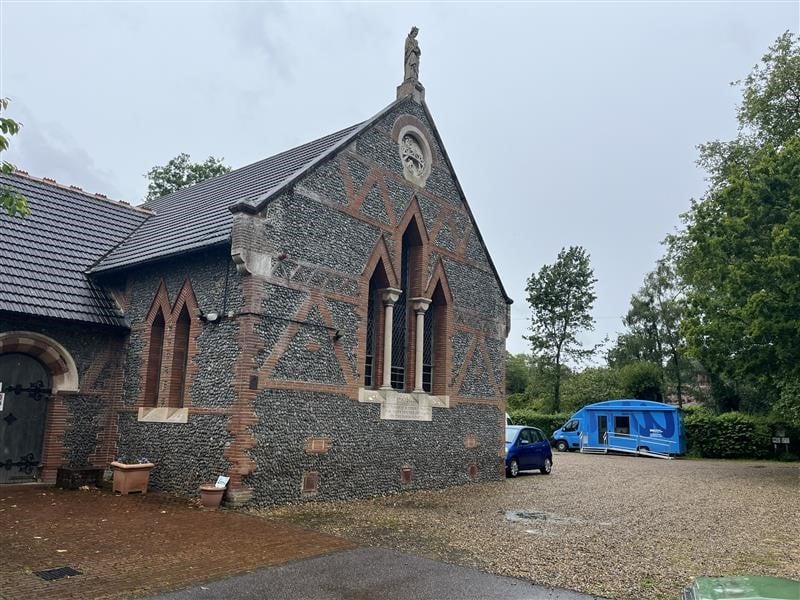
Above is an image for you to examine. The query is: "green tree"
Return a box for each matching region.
[0,98,30,217]
[145,153,232,201]
[505,352,529,395]
[619,362,664,402]
[561,367,623,412]
[773,377,800,426]
[526,356,573,412]
[670,32,800,410]
[607,331,661,368]
[525,246,598,412]
[611,260,688,405]
[697,31,800,192]
[674,129,800,405]
[738,31,800,148]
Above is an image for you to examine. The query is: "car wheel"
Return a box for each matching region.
[540,457,552,475]
[555,440,569,453]
[507,459,520,478]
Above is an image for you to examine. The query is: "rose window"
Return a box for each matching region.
[401,135,425,179]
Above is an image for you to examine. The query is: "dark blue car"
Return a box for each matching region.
[505,425,553,477]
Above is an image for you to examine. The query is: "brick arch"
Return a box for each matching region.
[145,282,172,326]
[396,196,431,245]
[166,279,201,409]
[0,331,79,394]
[424,256,454,303]
[362,235,400,291]
[141,282,172,408]
[170,278,200,321]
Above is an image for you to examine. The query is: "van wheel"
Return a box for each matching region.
[555,440,569,453]
[540,458,552,475]
[637,446,650,454]
[507,459,520,478]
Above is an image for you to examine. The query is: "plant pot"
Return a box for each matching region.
[199,484,225,509]
[110,461,155,495]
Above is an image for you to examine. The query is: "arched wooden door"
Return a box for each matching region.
[0,353,51,484]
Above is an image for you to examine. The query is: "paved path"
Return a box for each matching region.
[0,486,350,599]
[151,548,602,600]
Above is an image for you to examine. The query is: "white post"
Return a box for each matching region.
[379,288,402,390]
[410,298,431,393]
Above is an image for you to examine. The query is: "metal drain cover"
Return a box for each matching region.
[34,566,82,581]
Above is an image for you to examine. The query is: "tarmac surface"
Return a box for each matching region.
[150,547,602,600]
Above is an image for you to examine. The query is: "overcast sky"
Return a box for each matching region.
[1,2,797,361]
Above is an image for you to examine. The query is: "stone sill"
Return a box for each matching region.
[137,407,189,424]
[358,387,449,421]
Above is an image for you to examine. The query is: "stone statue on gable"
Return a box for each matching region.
[404,27,421,82]
[397,26,425,102]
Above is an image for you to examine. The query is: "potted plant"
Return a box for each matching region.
[110,457,155,495]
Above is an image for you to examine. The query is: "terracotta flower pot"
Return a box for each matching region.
[199,484,225,509]
[110,461,155,495]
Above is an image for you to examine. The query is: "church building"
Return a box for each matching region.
[0,31,512,505]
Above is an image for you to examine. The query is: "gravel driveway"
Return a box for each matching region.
[257,453,800,600]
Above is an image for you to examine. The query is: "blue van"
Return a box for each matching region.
[551,399,686,458]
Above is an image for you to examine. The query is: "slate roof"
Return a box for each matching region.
[0,172,149,327]
[93,121,370,273]
[1,96,511,331]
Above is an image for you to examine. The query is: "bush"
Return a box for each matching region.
[561,367,623,412]
[683,409,800,458]
[506,393,530,411]
[507,410,571,437]
[619,361,663,401]
[509,408,800,459]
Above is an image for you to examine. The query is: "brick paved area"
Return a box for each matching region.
[0,486,351,600]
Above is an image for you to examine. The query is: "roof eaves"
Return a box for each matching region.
[89,235,231,275]
[228,98,404,215]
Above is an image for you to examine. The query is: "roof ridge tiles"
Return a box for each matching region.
[11,170,155,215]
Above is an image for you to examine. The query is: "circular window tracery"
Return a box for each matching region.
[401,134,425,179]
[396,125,432,187]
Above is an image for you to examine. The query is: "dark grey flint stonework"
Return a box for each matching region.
[0,314,125,467]
[239,98,508,505]
[63,395,104,466]
[114,248,242,494]
[120,248,243,409]
[116,412,233,495]
[245,391,500,505]
[0,95,508,504]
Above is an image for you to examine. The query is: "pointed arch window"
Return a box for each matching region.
[427,280,449,396]
[144,309,165,408]
[168,305,191,408]
[392,218,424,390]
[364,259,389,388]
[364,279,377,387]
[391,243,409,389]
[422,301,434,393]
